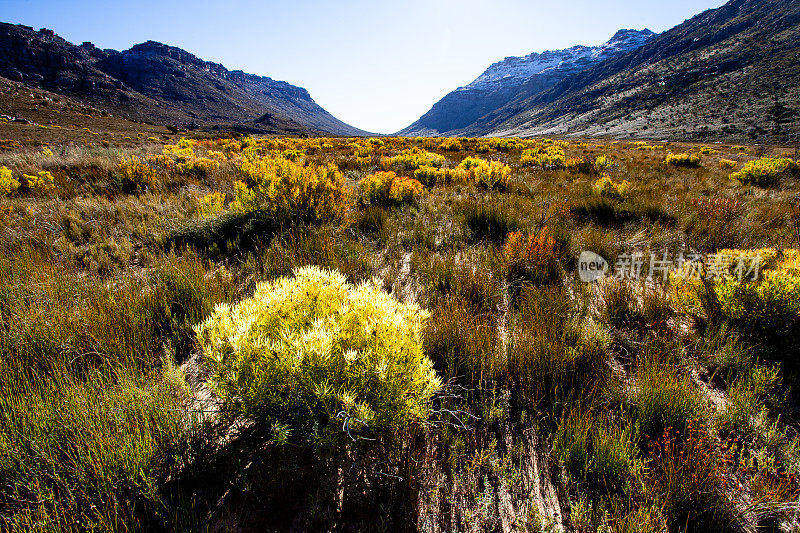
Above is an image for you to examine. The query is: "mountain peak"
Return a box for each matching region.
[459,28,656,93]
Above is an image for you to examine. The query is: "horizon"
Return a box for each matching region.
[1,0,728,133]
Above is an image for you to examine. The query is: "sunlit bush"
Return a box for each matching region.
[665,152,701,167]
[473,160,511,190]
[118,155,158,193]
[0,166,20,195]
[232,154,349,223]
[592,174,630,200]
[195,266,441,445]
[504,228,560,285]
[520,145,566,169]
[730,157,799,187]
[177,157,220,178]
[22,170,55,193]
[413,165,469,187]
[456,157,511,189]
[438,138,462,151]
[718,159,738,170]
[197,191,225,218]
[360,170,423,206]
[382,148,444,171]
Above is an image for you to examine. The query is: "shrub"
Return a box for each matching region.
[233,154,350,223]
[413,165,469,187]
[731,157,799,187]
[645,421,739,531]
[592,174,630,200]
[197,191,225,218]
[718,159,737,170]
[360,170,423,206]
[178,157,220,178]
[0,166,20,195]
[520,146,566,169]
[473,160,511,190]
[118,155,158,193]
[565,157,595,174]
[438,138,462,151]
[21,170,55,193]
[195,266,441,445]
[383,148,444,171]
[504,228,561,286]
[665,152,701,167]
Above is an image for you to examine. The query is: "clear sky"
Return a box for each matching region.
[1,0,728,133]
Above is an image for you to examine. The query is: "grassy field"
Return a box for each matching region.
[1,129,800,531]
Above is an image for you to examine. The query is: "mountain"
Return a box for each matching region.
[0,23,366,136]
[404,0,800,143]
[399,29,655,136]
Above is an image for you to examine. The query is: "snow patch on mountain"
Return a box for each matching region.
[460,29,655,92]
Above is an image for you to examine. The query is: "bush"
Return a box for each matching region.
[645,421,739,531]
[473,160,511,190]
[177,157,220,178]
[718,159,737,170]
[665,153,701,167]
[592,174,630,200]
[731,157,799,187]
[0,166,20,195]
[21,171,56,193]
[554,410,639,491]
[196,266,441,445]
[565,157,596,174]
[118,155,158,193]
[438,138,462,151]
[520,146,566,169]
[360,170,423,206]
[504,228,561,286]
[233,154,350,223]
[383,148,444,171]
[456,157,511,190]
[413,165,469,187]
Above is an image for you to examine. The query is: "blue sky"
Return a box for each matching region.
[1,0,728,133]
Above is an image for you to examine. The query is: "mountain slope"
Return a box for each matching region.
[0,23,366,136]
[417,0,800,142]
[399,29,655,136]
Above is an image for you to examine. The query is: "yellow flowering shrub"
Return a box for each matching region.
[195,266,441,445]
[0,166,20,195]
[592,174,630,200]
[382,148,445,171]
[232,154,349,223]
[413,166,470,187]
[41,147,54,157]
[520,145,566,169]
[473,160,511,190]
[197,192,225,218]
[360,171,423,206]
[718,159,738,170]
[565,157,596,174]
[665,152,701,167]
[177,157,220,178]
[118,155,157,193]
[730,157,799,187]
[673,249,800,356]
[438,138,462,151]
[22,171,55,192]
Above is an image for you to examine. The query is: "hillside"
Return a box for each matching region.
[404,0,800,143]
[400,29,655,136]
[0,23,366,136]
